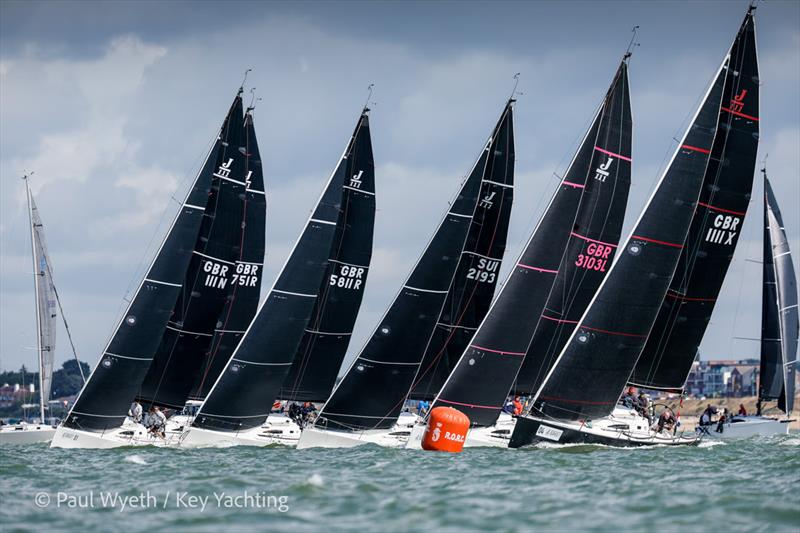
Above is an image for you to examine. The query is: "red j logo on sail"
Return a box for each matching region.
[730,89,747,113]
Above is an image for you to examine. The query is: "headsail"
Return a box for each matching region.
[761,175,798,415]
[313,103,512,432]
[190,111,363,433]
[532,54,728,422]
[61,96,233,432]
[189,107,268,401]
[630,10,760,391]
[278,110,376,403]
[136,92,249,409]
[26,183,58,421]
[408,99,515,401]
[431,59,631,426]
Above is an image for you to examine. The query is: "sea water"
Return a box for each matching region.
[1,435,798,532]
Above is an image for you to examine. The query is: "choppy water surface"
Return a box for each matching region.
[2,435,798,532]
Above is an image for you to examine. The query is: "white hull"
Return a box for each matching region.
[697,416,792,439]
[50,420,181,449]
[0,424,56,445]
[178,414,302,448]
[405,412,516,449]
[297,413,418,449]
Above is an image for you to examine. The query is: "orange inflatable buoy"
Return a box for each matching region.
[421,406,470,453]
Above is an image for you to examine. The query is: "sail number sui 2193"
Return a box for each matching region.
[467,258,499,283]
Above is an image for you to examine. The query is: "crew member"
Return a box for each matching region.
[656,408,676,434]
[128,401,143,424]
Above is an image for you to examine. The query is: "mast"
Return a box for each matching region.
[24,175,45,423]
[531,52,729,421]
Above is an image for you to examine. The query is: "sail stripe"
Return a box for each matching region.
[631,234,685,248]
[214,329,246,334]
[470,344,526,356]
[580,325,647,338]
[193,250,236,265]
[666,291,717,302]
[697,201,746,216]
[358,357,420,365]
[105,352,152,361]
[145,278,183,288]
[165,324,214,337]
[247,188,266,196]
[309,218,337,226]
[272,289,317,298]
[774,251,791,259]
[183,203,206,211]
[217,175,247,186]
[517,263,558,274]
[722,107,759,121]
[594,146,632,162]
[681,144,711,154]
[404,285,449,294]
[438,398,502,410]
[343,185,375,196]
[305,328,353,336]
[540,314,579,324]
[231,358,291,366]
[436,322,478,331]
[328,258,370,269]
[570,232,619,248]
[463,250,503,261]
[482,179,513,189]
[562,181,585,189]
[447,211,473,219]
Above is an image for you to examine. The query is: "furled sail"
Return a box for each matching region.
[136,92,249,409]
[190,111,363,433]
[26,186,58,419]
[313,103,512,432]
[532,54,728,422]
[408,100,515,401]
[760,175,798,415]
[431,59,631,426]
[62,94,236,432]
[189,107,268,401]
[630,10,760,391]
[278,111,376,402]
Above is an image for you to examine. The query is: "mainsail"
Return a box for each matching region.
[760,175,798,415]
[630,10,760,391]
[136,92,249,409]
[532,54,728,422]
[314,103,512,432]
[62,96,233,432]
[190,110,364,433]
[26,184,58,421]
[278,110,376,402]
[189,107,267,401]
[431,59,631,426]
[407,101,515,401]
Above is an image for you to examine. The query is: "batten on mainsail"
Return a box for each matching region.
[55,92,240,437]
[761,175,798,415]
[189,108,268,402]
[187,109,371,434]
[630,10,761,392]
[136,92,249,410]
[529,53,731,422]
[309,102,513,435]
[430,57,632,428]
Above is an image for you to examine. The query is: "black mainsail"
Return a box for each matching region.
[408,100,515,401]
[431,60,631,426]
[760,175,797,415]
[136,93,248,409]
[62,97,234,432]
[530,55,728,422]
[189,107,268,401]
[190,111,364,433]
[630,10,760,391]
[313,103,512,432]
[278,110,376,403]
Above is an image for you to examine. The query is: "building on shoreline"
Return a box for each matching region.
[683,359,759,398]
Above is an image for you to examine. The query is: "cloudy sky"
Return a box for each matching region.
[1,0,798,375]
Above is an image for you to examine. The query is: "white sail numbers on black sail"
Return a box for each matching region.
[137,92,250,410]
[630,10,761,392]
[190,110,371,433]
[313,102,514,432]
[523,54,729,424]
[62,92,241,432]
[432,59,632,427]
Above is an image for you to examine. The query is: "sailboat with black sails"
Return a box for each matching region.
[509,40,731,449]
